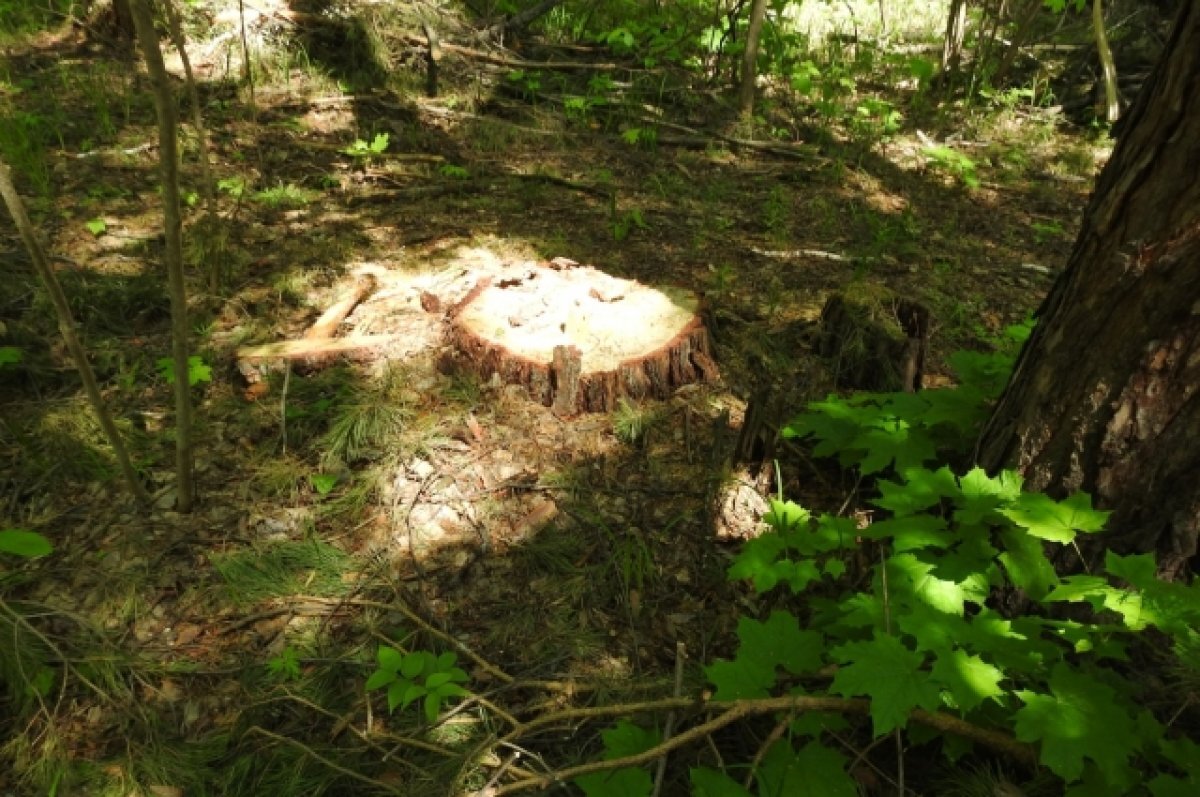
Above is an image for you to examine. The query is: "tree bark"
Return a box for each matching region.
[130,0,196,512]
[977,3,1200,578]
[0,161,150,506]
[939,0,967,88]
[1092,0,1121,122]
[738,0,768,117]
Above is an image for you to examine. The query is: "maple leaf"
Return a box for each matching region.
[1000,491,1111,543]
[1105,552,1200,635]
[859,515,951,551]
[852,422,936,474]
[915,384,989,434]
[954,468,1022,525]
[706,613,824,699]
[998,528,1060,599]
[576,721,659,797]
[727,534,823,594]
[739,611,825,675]
[1014,663,1140,783]
[896,602,972,654]
[930,648,1004,713]
[830,633,941,735]
[690,767,754,797]
[872,466,958,516]
[888,552,988,616]
[575,767,652,797]
[704,657,774,700]
[755,740,857,797]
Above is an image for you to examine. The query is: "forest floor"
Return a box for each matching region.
[0,2,1113,794]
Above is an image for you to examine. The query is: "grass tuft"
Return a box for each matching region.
[212,540,353,607]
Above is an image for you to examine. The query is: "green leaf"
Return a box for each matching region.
[601,720,660,759]
[0,528,53,557]
[1000,491,1110,543]
[401,651,430,679]
[690,767,753,797]
[998,528,1059,599]
[930,648,1004,713]
[376,645,403,672]
[575,721,658,797]
[386,680,415,711]
[309,473,339,496]
[576,768,652,797]
[424,691,443,723]
[157,355,212,387]
[1104,552,1200,634]
[872,467,957,516]
[738,611,825,676]
[704,656,774,700]
[727,533,822,593]
[426,671,454,689]
[859,515,950,551]
[398,681,427,711]
[789,711,850,739]
[0,346,23,367]
[432,682,469,700]
[830,633,941,735]
[852,422,936,474]
[85,217,107,236]
[1014,663,1140,783]
[888,552,988,615]
[756,739,856,797]
[954,468,1022,525]
[364,669,396,690]
[914,386,989,435]
[763,499,811,532]
[27,666,55,697]
[897,602,972,654]
[1151,737,1200,796]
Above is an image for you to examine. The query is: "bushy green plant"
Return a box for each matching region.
[582,318,1198,795]
[365,646,470,723]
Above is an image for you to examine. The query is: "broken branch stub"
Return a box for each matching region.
[447,261,718,413]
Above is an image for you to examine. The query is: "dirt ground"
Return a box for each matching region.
[0,3,1107,792]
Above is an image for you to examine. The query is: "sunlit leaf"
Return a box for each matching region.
[1014,664,1140,783]
[830,633,940,734]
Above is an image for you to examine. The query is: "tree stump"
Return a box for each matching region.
[447,259,718,413]
[817,288,929,392]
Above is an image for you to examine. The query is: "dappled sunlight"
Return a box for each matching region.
[3,0,1193,793]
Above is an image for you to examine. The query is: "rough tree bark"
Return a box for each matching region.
[976,3,1200,578]
[738,0,768,117]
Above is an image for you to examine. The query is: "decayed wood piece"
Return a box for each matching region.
[236,276,380,386]
[304,275,377,339]
[448,260,718,414]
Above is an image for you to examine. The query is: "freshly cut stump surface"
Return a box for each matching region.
[449,260,718,413]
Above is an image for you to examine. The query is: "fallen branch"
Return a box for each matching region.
[401,32,637,72]
[475,0,569,40]
[304,275,377,340]
[477,694,1037,795]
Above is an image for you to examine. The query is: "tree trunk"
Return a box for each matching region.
[112,0,135,41]
[939,0,967,88]
[130,0,196,513]
[738,0,768,117]
[976,3,1200,578]
[1092,0,1121,123]
[0,162,150,506]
